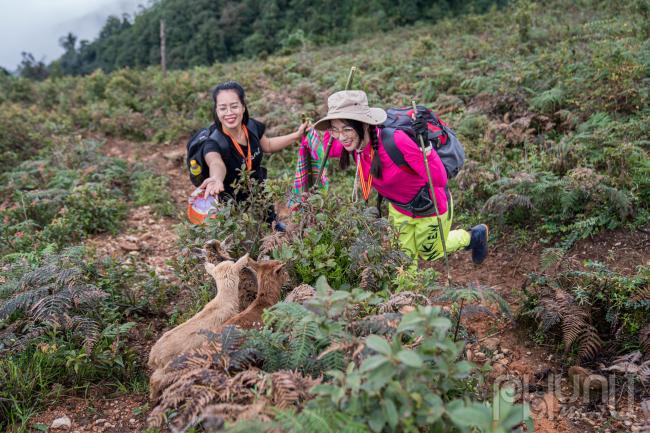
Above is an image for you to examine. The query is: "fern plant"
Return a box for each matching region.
[0,247,108,353]
[482,168,634,247]
[520,262,650,362]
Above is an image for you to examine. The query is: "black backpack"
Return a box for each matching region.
[379,106,465,179]
[186,120,263,187]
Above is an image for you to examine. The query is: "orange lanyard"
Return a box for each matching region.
[223,126,252,171]
[357,146,374,202]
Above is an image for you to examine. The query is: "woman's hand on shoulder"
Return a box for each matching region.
[200,177,224,198]
[297,120,309,137]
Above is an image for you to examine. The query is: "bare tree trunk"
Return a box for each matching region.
[160,19,167,77]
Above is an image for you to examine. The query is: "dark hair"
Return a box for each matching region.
[337,119,382,179]
[211,81,250,131]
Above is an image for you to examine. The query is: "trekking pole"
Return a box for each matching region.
[315,66,357,185]
[411,101,451,287]
[300,113,315,188]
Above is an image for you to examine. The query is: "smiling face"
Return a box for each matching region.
[215,89,245,130]
[330,119,363,152]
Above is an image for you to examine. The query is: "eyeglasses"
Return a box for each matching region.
[328,126,356,138]
[216,103,243,114]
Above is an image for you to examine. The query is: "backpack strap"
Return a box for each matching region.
[379,127,417,175]
[245,118,263,139]
[207,125,233,156]
[206,119,264,155]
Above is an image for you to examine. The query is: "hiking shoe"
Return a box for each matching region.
[274,221,287,232]
[468,224,489,264]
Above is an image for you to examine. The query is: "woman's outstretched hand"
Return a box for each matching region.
[200,177,225,198]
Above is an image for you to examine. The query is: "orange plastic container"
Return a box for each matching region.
[187,189,218,225]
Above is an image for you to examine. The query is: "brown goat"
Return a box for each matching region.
[148,254,248,373]
[222,260,288,330]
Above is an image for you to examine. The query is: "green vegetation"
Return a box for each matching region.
[520,262,650,363]
[148,288,525,433]
[0,248,172,430]
[43,0,506,76]
[0,0,648,430]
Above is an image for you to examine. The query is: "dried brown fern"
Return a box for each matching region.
[359,267,378,291]
[555,288,602,360]
[533,287,603,361]
[640,323,650,355]
[149,366,317,432]
[148,368,227,432]
[265,371,321,408]
[631,285,650,303]
[258,231,288,257]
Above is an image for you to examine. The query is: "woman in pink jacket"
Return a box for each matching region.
[313,90,488,265]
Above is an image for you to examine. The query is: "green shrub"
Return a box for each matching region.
[270,195,411,289]
[530,86,565,114]
[307,306,530,433]
[44,183,127,243]
[456,113,489,141]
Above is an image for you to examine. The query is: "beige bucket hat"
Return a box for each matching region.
[313,90,387,131]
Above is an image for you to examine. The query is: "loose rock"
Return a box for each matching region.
[473,352,487,363]
[51,416,72,430]
[482,337,500,352]
[119,240,140,251]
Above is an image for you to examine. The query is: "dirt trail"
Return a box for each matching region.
[86,138,190,280]
[29,137,650,433]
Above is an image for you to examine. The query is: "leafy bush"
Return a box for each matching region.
[307,306,530,433]
[270,195,411,289]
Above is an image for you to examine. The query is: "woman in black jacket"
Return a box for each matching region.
[200,81,306,200]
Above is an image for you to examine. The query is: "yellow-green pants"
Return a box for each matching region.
[388,198,470,262]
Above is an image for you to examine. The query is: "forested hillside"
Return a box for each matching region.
[50,0,506,75]
[1,0,649,432]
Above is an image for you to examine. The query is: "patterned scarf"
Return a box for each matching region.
[289,128,330,207]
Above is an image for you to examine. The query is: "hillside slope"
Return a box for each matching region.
[0,0,649,432]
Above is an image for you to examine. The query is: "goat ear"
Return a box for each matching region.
[273,262,285,274]
[204,262,216,276]
[233,253,249,272]
[247,256,259,271]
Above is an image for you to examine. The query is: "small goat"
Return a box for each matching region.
[148,254,248,373]
[204,239,258,310]
[222,260,287,330]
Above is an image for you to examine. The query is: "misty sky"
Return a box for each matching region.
[0,0,148,71]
